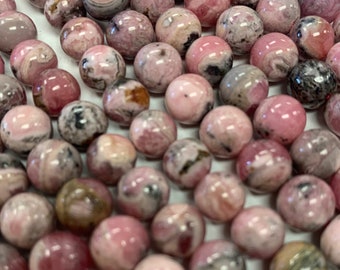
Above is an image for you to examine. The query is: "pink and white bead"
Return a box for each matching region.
[299,0,340,23]
[135,254,184,270]
[320,215,340,266]
[0,243,27,270]
[324,93,340,136]
[326,42,340,84]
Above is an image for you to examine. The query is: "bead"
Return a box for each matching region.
[86,133,137,185]
[277,174,335,232]
[253,94,306,145]
[57,100,108,149]
[0,243,27,269]
[185,35,233,86]
[324,93,340,136]
[290,128,340,180]
[194,172,245,222]
[299,0,340,23]
[129,110,177,159]
[162,138,212,189]
[0,105,52,155]
[189,240,246,270]
[330,171,340,210]
[29,231,95,270]
[105,10,155,60]
[0,153,28,208]
[0,11,37,54]
[90,215,150,270]
[135,254,184,270]
[32,68,81,117]
[82,0,129,20]
[60,17,104,61]
[26,139,82,194]
[165,73,214,125]
[155,7,202,56]
[199,105,253,159]
[79,44,126,93]
[334,13,340,42]
[219,64,269,115]
[326,42,340,84]
[0,54,4,74]
[0,0,16,13]
[134,42,183,94]
[116,166,170,221]
[0,74,27,120]
[289,15,335,60]
[151,203,205,258]
[230,206,285,259]
[250,32,298,82]
[55,178,113,235]
[215,6,263,55]
[231,0,258,8]
[320,215,340,266]
[0,192,55,249]
[236,139,292,193]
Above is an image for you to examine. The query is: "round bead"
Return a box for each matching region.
[299,0,340,23]
[162,138,213,189]
[0,192,55,249]
[26,139,82,194]
[326,42,340,84]
[215,6,263,55]
[135,254,184,270]
[79,45,126,93]
[0,54,4,74]
[165,73,214,125]
[82,0,129,20]
[55,178,113,235]
[155,7,202,56]
[86,133,137,185]
[320,215,340,266]
[253,94,306,145]
[0,105,52,155]
[231,206,285,259]
[185,35,233,86]
[330,171,340,210]
[199,105,253,159]
[0,243,27,269]
[324,93,340,136]
[0,0,16,13]
[334,13,340,42]
[90,215,150,270]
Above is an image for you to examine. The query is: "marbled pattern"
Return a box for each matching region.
[82,0,129,20]
[231,0,258,8]
[0,0,16,13]
[299,0,340,23]
[326,42,340,84]
[324,93,340,136]
[0,243,27,270]
[135,254,184,270]
[333,13,340,42]
[320,215,340,266]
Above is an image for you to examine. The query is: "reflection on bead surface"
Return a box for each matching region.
[0,243,27,270]
[326,42,340,84]
[320,215,340,266]
[299,0,340,23]
[82,0,129,20]
[135,254,184,270]
[0,0,16,12]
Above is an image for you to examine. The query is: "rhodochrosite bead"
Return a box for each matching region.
[330,171,340,210]
[0,0,16,12]
[135,254,184,270]
[334,13,340,42]
[324,93,340,136]
[82,0,129,20]
[0,243,27,270]
[326,42,340,84]
[299,0,340,23]
[320,215,340,267]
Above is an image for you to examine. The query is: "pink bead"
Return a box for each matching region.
[0,243,27,270]
[0,54,4,74]
[250,32,299,82]
[231,206,285,259]
[199,105,253,159]
[299,0,340,23]
[90,215,150,270]
[324,93,340,136]
[326,42,340,84]
[185,35,233,85]
[320,215,340,266]
[135,254,184,270]
[334,13,340,42]
[165,74,214,125]
[253,94,306,145]
[330,171,340,210]
[194,172,246,222]
[82,0,129,20]
[0,0,16,13]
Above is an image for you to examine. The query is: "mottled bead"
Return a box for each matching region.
[151,203,205,258]
[231,206,285,259]
[324,93,340,136]
[155,7,202,56]
[79,45,126,93]
[185,35,233,86]
[82,0,129,20]
[117,166,170,221]
[290,128,340,180]
[134,42,183,94]
[162,138,212,189]
[165,74,214,125]
[320,215,340,266]
[219,64,269,115]
[57,100,108,149]
[326,42,340,84]
[334,13,340,42]
[299,0,340,23]
[199,105,253,159]
[135,254,184,270]
[215,6,263,55]
[106,10,155,60]
[330,171,340,210]
[231,0,258,8]
[0,192,55,249]
[55,178,113,235]
[194,172,245,222]
[0,243,27,270]
[86,133,137,185]
[253,94,306,145]
[0,0,16,13]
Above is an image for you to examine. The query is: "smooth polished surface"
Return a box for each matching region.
[0,243,27,270]
[82,0,129,20]
[135,254,184,270]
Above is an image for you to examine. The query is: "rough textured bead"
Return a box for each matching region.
[135,254,184,270]
[199,105,253,159]
[55,178,113,235]
[219,64,269,115]
[0,0,16,13]
[0,105,52,155]
[0,243,27,270]
[330,171,340,210]
[324,93,340,136]
[151,203,205,258]
[162,138,212,189]
[299,0,340,23]
[194,172,245,222]
[326,42,340,84]
[79,45,126,93]
[320,215,340,266]
[0,192,55,249]
[253,94,306,145]
[185,35,233,86]
[86,133,137,185]
[165,73,214,125]
[155,7,202,56]
[290,128,340,180]
[117,166,170,221]
[277,174,335,232]
[106,10,155,60]
[26,139,82,194]
[82,0,129,20]
[215,6,263,55]
[231,206,285,259]
[90,215,150,270]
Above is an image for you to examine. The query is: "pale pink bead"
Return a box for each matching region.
[320,215,340,266]
[0,0,16,13]
[135,254,184,270]
[326,42,340,84]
